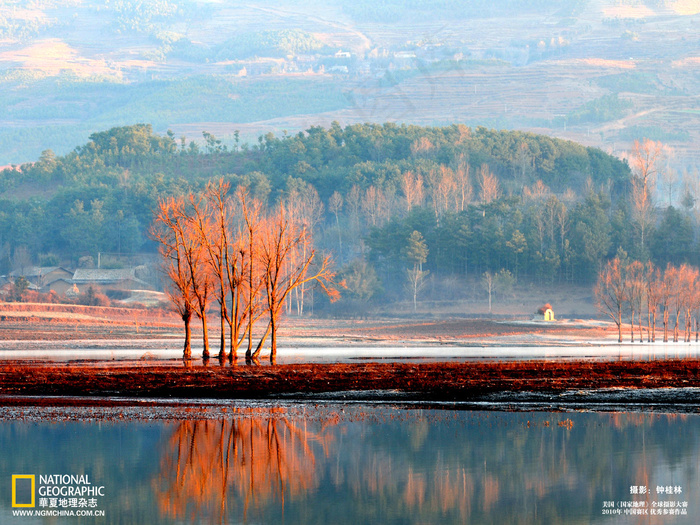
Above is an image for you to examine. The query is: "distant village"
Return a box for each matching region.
[223,41,476,79]
[1,264,165,307]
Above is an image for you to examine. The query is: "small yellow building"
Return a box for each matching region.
[535,304,555,321]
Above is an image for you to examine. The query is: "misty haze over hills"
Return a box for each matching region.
[0,0,697,171]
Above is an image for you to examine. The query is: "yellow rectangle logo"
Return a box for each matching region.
[12,475,35,508]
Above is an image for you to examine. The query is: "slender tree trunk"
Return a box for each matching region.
[250,320,272,360]
[183,310,192,360]
[247,227,254,356]
[335,211,342,255]
[218,304,227,361]
[674,311,681,342]
[651,310,656,342]
[617,307,622,343]
[663,308,669,342]
[412,264,418,312]
[227,320,236,362]
[630,310,635,342]
[638,312,643,344]
[299,242,307,316]
[201,311,210,360]
[228,292,240,362]
[270,312,277,364]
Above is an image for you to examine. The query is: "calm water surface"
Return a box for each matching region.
[2,343,700,363]
[0,402,698,524]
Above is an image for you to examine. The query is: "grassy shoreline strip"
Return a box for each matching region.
[0,360,699,401]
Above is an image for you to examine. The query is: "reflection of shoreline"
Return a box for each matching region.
[2,360,700,403]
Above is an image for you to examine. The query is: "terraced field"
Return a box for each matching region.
[0,0,698,170]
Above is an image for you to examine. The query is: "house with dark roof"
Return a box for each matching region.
[71,268,152,293]
[41,278,77,296]
[9,266,73,288]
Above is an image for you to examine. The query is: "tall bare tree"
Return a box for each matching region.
[190,180,230,361]
[239,188,265,361]
[679,265,699,342]
[328,191,344,255]
[404,230,429,312]
[151,197,198,360]
[479,164,501,204]
[625,260,645,343]
[594,257,627,343]
[284,181,325,316]
[660,263,675,343]
[253,207,338,363]
[454,155,473,212]
[400,170,424,213]
[182,193,214,360]
[361,185,390,228]
[669,264,684,343]
[629,138,666,254]
[645,261,661,342]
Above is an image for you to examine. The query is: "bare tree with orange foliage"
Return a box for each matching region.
[400,170,424,213]
[629,138,666,254]
[596,259,700,345]
[190,180,229,360]
[182,193,214,359]
[284,181,325,316]
[328,190,343,254]
[253,206,339,363]
[237,187,266,362]
[153,193,214,360]
[151,197,196,360]
[479,164,500,204]
[670,264,688,343]
[645,261,661,342]
[660,264,675,343]
[594,257,627,343]
[454,155,472,212]
[361,185,389,228]
[626,260,646,342]
[680,265,699,342]
[154,185,339,363]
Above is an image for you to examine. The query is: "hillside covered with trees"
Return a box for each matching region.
[2,122,696,313]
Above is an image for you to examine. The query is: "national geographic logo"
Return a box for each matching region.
[11,475,35,508]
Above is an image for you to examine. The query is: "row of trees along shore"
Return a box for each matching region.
[151,179,339,362]
[595,255,700,344]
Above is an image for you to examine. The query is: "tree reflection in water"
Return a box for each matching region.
[153,408,334,523]
[149,408,700,524]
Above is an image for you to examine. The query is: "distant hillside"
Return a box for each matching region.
[6,122,700,314]
[0,123,615,265]
[0,0,697,171]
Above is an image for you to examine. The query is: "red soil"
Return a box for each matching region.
[0,360,698,401]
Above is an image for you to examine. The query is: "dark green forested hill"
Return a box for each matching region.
[1,122,693,308]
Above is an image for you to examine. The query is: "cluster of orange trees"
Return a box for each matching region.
[151,179,338,362]
[595,256,700,344]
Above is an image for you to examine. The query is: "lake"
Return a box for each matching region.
[2,342,700,364]
[0,401,697,524]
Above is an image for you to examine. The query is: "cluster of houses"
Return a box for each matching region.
[1,266,154,300]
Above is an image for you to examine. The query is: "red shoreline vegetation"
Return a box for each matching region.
[0,360,699,400]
